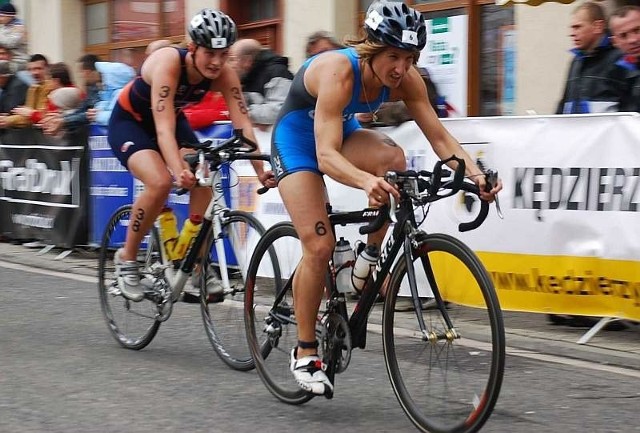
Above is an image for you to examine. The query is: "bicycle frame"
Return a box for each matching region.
[152,130,270,301]
[346,199,417,348]
[269,164,481,354]
[159,151,270,302]
[268,196,427,352]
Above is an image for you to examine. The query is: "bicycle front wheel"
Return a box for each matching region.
[200,210,265,371]
[244,222,313,405]
[382,233,505,433]
[98,205,162,350]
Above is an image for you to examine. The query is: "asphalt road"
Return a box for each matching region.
[1,264,639,433]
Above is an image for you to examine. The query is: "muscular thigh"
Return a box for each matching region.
[341,128,406,176]
[278,171,334,251]
[128,149,172,186]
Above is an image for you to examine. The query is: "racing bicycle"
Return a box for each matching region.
[98,129,269,370]
[244,156,505,433]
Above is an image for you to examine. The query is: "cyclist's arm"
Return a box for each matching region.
[143,49,184,178]
[215,65,273,186]
[311,55,391,197]
[398,68,494,196]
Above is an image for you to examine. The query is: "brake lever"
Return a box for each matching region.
[385,171,398,224]
[484,168,504,219]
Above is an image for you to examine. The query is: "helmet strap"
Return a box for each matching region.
[190,45,206,78]
[365,58,384,87]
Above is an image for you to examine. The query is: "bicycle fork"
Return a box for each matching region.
[410,237,460,343]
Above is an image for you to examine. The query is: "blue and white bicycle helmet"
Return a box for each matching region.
[364,1,427,52]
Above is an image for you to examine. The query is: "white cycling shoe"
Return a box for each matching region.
[289,347,334,396]
[192,265,224,302]
[114,248,144,302]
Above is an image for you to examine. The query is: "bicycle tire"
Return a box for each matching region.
[98,205,162,350]
[244,222,314,404]
[382,233,505,433]
[200,210,266,371]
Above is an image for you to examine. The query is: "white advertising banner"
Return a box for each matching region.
[248,114,640,321]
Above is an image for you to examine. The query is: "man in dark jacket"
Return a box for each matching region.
[556,1,627,114]
[610,5,640,112]
[0,59,28,128]
[229,38,293,127]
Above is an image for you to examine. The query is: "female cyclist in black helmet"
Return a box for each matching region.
[108,9,275,302]
[271,1,502,395]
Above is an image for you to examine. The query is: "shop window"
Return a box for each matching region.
[86,2,109,45]
[248,0,278,21]
[221,0,283,52]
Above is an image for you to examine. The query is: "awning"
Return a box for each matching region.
[496,0,576,6]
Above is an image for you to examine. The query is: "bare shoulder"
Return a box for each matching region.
[306,51,353,97]
[140,47,181,82]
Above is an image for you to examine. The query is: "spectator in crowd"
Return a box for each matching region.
[0,42,30,84]
[305,30,344,58]
[0,2,27,74]
[39,54,102,137]
[609,5,640,112]
[0,59,28,129]
[4,53,51,128]
[228,38,293,128]
[42,87,83,138]
[48,86,83,115]
[92,60,136,125]
[38,62,80,116]
[556,1,627,114]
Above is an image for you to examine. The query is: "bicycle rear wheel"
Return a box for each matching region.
[200,210,265,371]
[382,233,505,433]
[244,222,313,404]
[98,205,163,350]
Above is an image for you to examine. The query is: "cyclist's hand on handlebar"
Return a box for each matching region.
[176,168,197,189]
[473,173,502,203]
[259,170,277,189]
[364,175,399,206]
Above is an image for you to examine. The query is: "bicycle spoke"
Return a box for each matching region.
[383,233,505,433]
[245,222,314,405]
[98,206,162,350]
[200,211,266,371]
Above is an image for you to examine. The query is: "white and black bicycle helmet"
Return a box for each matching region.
[188,9,237,49]
[364,1,427,52]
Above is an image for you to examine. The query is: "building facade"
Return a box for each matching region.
[10,0,621,116]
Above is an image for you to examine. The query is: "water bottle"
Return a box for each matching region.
[351,244,379,293]
[157,207,179,261]
[173,214,203,260]
[333,237,355,293]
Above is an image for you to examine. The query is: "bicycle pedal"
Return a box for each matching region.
[206,293,225,304]
[181,292,201,304]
